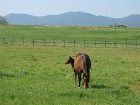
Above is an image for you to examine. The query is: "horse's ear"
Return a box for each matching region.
[69,56,74,60]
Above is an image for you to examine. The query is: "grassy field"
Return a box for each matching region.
[0,25,140,105]
[0,25,140,41]
[0,45,140,105]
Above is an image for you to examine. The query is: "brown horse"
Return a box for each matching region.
[65,53,91,88]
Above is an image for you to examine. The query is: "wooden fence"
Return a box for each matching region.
[1,38,140,48]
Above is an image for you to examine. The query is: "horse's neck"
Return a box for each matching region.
[71,60,74,68]
[71,63,74,68]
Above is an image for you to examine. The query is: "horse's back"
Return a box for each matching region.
[74,53,91,73]
[83,54,91,70]
[74,53,84,73]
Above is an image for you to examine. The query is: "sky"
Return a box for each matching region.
[0,0,140,18]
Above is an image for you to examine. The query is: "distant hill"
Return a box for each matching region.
[4,12,140,27]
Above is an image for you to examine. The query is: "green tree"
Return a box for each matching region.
[0,16,8,25]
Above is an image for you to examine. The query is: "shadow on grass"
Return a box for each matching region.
[0,71,29,78]
[59,91,89,98]
[0,72,15,78]
[91,84,112,89]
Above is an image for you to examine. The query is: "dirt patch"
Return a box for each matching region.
[130,80,140,94]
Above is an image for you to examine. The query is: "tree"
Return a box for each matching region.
[0,16,8,25]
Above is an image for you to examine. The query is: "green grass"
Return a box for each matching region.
[0,25,140,105]
[0,25,140,41]
[0,45,140,105]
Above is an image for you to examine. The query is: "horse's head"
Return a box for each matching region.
[65,56,74,66]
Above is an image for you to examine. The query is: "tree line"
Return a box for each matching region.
[0,16,8,25]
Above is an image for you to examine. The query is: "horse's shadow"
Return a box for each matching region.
[91,84,111,89]
[0,72,15,78]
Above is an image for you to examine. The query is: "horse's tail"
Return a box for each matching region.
[83,54,91,82]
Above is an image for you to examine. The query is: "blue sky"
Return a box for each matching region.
[0,0,140,18]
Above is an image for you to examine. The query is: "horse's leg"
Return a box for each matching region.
[78,74,81,87]
[74,72,77,86]
[84,76,89,89]
[86,71,90,88]
[82,73,85,86]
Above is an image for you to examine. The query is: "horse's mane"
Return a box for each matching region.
[75,53,83,58]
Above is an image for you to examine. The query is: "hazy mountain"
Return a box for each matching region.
[4,12,140,27]
[116,14,140,27]
[5,13,41,25]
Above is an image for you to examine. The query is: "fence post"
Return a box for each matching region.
[84,40,86,47]
[105,41,107,47]
[63,40,65,47]
[43,41,46,46]
[11,38,15,45]
[94,40,96,47]
[114,40,117,48]
[32,40,35,46]
[53,39,55,46]
[22,38,24,45]
[42,39,45,46]
[136,41,138,48]
[125,40,128,48]
[73,40,76,47]
[2,38,5,43]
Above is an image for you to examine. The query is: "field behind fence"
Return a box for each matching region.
[0,25,140,48]
[1,38,140,48]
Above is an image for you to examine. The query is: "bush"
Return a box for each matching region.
[0,16,8,25]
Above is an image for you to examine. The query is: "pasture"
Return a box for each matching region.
[0,25,140,105]
[0,25,140,41]
[0,46,140,105]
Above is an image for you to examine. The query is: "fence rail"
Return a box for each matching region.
[0,38,140,48]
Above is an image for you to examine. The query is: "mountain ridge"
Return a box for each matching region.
[4,12,140,27]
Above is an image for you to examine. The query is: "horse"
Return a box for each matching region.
[65,53,91,88]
